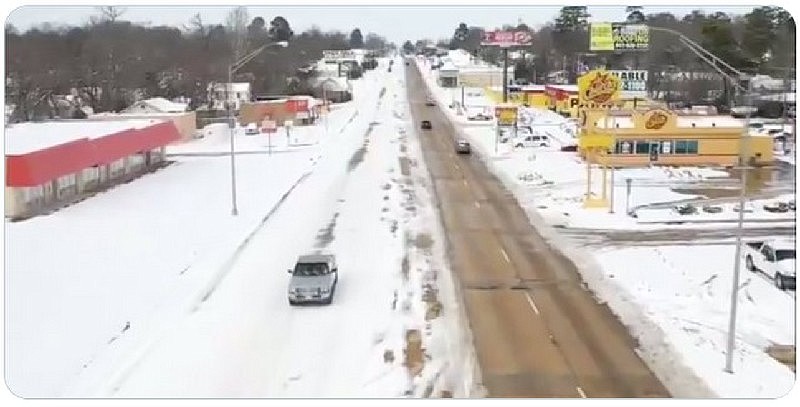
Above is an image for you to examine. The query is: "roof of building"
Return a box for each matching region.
[212,82,251,92]
[6,120,180,187]
[5,119,163,155]
[545,84,579,92]
[124,97,188,113]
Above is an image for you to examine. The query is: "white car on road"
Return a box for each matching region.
[287,254,339,305]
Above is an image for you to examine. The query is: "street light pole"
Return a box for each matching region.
[227,65,239,216]
[225,40,288,216]
[725,81,753,374]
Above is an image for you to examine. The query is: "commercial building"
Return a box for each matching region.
[5,119,180,220]
[578,108,774,167]
[239,96,321,127]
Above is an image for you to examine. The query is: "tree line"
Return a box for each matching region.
[5,6,391,121]
[403,6,794,105]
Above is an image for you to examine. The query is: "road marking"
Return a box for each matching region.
[500,248,510,263]
[454,163,460,170]
[524,292,540,315]
[474,201,480,208]
[462,179,468,186]
[576,386,587,398]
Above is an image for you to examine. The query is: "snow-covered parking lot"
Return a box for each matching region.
[417,55,796,398]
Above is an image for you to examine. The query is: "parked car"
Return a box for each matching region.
[513,134,550,148]
[421,120,432,130]
[673,203,698,215]
[560,145,578,152]
[425,96,436,106]
[245,123,259,135]
[745,240,796,290]
[468,113,493,121]
[287,254,339,305]
[764,202,790,213]
[455,138,471,154]
[702,204,723,214]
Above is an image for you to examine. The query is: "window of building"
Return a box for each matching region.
[661,141,672,154]
[82,167,99,183]
[635,140,651,154]
[56,174,76,189]
[615,140,633,154]
[23,186,43,204]
[674,140,699,154]
[129,153,146,168]
[110,158,125,176]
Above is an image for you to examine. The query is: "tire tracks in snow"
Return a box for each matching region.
[97,104,373,396]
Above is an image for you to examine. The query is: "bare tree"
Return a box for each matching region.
[226,6,249,60]
[96,6,126,23]
[185,13,207,38]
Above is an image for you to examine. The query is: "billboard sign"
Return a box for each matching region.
[322,50,356,60]
[481,30,532,47]
[494,105,518,126]
[608,70,648,94]
[590,23,649,51]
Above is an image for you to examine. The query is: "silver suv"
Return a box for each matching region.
[287,254,338,305]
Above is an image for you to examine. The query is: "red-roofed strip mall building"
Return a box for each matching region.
[5,120,180,219]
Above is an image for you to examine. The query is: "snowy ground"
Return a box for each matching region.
[593,245,795,398]
[416,58,797,398]
[6,58,471,398]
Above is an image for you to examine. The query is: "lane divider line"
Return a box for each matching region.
[474,201,481,209]
[524,292,540,315]
[500,247,510,263]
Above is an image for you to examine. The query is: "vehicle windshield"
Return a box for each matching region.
[776,250,795,261]
[294,262,329,276]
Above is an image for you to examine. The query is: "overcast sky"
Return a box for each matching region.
[6,4,761,45]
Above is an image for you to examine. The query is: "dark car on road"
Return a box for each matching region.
[421,120,432,130]
[455,138,471,154]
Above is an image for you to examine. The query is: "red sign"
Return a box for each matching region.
[481,30,532,47]
[286,99,309,113]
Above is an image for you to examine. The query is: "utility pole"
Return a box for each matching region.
[725,80,753,374]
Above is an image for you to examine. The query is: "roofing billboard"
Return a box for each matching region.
[590,23,649,51]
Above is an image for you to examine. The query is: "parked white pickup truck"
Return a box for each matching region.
[744,239,796,290]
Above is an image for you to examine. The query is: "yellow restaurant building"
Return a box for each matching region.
[579,108,774,167]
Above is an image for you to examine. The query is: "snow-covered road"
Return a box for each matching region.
[54,58,469,398]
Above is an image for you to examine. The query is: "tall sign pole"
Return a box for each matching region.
[502,47,509,103]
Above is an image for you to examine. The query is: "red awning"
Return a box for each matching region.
[6,121,180,187]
